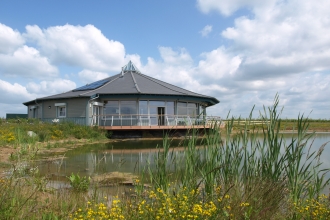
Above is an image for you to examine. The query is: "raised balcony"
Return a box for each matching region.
[40,114,222,130]
[91,114,221,130]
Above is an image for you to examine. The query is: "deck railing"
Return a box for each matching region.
[89,114,221,127]
[40,115,222,128]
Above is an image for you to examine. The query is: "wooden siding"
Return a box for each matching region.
[42,98,88,119]
[67,98,88,117]
[42,100,58,118]
[27,104,42,119]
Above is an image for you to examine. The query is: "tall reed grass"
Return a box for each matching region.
[143,95,330,219]
[1,96,329,219]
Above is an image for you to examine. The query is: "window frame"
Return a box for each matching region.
[55,103,67,118]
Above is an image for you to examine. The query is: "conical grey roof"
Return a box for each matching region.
[24,61,219,106]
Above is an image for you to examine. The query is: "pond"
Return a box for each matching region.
[35,132,330,187]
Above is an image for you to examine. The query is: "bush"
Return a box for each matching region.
[67,173,90,192]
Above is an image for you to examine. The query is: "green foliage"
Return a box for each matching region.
[1,96,330,219]
[145,95,330,219]
[67,173,90,192]
[0,120,108,146]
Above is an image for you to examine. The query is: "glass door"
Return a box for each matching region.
[93,106,101,125]
[158,107,165,126]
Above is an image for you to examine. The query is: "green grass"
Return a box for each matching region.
[1,96,330,219]
[0,120,108,146]
[223,118,330,132]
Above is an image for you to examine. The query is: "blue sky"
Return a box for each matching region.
[1,0,330,119]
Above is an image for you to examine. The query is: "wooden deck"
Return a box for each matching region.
[100,125,211,130]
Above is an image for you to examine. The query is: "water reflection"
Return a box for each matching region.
[36,133,330,182]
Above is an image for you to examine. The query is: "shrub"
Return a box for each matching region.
[67,173,90,192]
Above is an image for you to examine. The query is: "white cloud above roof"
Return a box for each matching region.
[0,79,34,104]
[24,24,126,72]
[78,69,109,84]
[0,45,58,78]
[26,79,76,95]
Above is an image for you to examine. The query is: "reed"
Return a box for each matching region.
[144,95,330,218]
[1,96,329,219]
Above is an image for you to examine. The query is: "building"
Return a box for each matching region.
[23,61,220,130]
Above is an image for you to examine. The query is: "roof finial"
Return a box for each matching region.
[123,60,140,73]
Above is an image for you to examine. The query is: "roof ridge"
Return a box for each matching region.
[130,71,141,93]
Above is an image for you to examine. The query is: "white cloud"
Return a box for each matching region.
[124,54,143,71]
[142,47,196,90]
[0,79,34,104]
[1,1,330,120]
[26,79,76,95]
[197,47,241,79]
[0,23,25,54]
[196,0,270,16]
[24,24,126,72]
[0,45,58,78]
[218,0,330,82]
[0,103,28,118]
[78,70,109,84]
[158,47,193,66]
[0,78,80,117]
[0,78,76,107]
[140,41,330,119]
[200,25,213,37]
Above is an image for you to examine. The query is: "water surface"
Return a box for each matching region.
[36,133,330,183]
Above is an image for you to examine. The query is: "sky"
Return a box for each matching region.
[0,0,329,119]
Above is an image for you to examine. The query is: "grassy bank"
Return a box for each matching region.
[1,96,330,219]
[0,119,109,146]
[223,118,330,132]
[0,120,110,174]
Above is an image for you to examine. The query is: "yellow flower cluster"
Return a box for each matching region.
[0,178,9,186]
[294,195,330,220]
[0,128,15,143]
[51,129,63,140]
[69,185,258,220]
[133,187,219,219]
[70,197,125,220]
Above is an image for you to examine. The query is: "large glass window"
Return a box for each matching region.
[200,105,206,116]
[149,106,157,115]
[187,103,197,117]
[166,102,174,115]
[149,101,165,106]
[149,101,165,115]
[139,101,148,115]
[120,101,137,115]
[177,102,187,116]
[105,101,119,115]
[177,102,198,116]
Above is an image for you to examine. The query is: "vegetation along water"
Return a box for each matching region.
[1,96,330,219]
